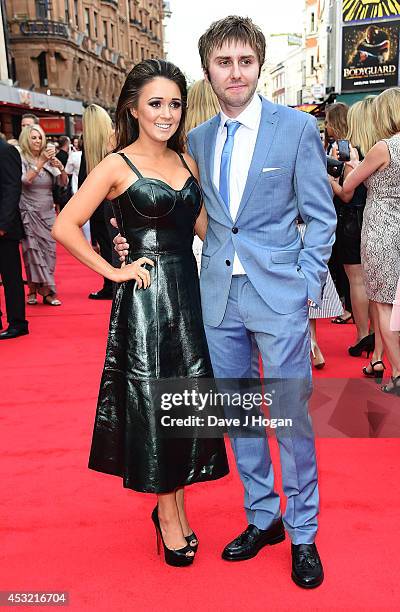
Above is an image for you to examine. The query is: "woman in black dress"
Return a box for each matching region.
[52,60,229,567]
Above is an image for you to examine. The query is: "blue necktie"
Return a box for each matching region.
[219,120,241,209]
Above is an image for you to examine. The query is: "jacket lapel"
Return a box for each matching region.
[203,115,233,222]
[235,98,279,222]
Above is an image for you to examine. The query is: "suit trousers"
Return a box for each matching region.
[204,275,318,544]
[0,238,27,329]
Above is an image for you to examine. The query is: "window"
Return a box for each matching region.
[141,46,144,60]
[111,24,115,48]
[103,21,108,47]
[74,1,79,27]
[94,12,98,39]
[130,39,134,59]
[135,41,139,60]
[84,8,90,37]
[35,0,48,19]
[311,55,315,74]
[310,12,315,32]
[64,0,70,23]
[38,51,48,87]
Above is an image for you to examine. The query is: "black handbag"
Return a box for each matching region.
[52,176,73,209]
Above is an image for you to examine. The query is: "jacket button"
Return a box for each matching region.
[225,259,231,266]
[232,227,238,234]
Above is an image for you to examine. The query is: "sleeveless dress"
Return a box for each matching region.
[19,158,57,293]
[361,134,400,304]
[88,152,229,493]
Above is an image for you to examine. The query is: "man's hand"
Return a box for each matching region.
[111,218,130,262]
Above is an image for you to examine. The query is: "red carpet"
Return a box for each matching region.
[1,247,400,611]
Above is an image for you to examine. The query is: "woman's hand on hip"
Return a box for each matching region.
[114,257,154,288]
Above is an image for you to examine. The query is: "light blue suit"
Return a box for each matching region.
[188,96,336,544]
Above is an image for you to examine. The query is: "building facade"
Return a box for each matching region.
[6,0,165,108]
[1,0,166,136]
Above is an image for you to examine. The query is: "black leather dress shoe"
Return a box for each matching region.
[88,288,113,300]
[222,519,285,561]
[0,326,29,340]
[291,543,324,588]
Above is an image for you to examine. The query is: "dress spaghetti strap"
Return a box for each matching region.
[177,152,195,178]
[118,152,143,179]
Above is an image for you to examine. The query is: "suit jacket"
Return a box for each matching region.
[0,140,23,241]
[188,96,336,327]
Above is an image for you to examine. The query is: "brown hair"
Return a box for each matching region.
[114,59,187,153]
[198,16,266,76]
[325,103,349,140]
[185,79,220,132]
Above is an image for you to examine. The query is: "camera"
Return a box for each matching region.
[326,156,344,178]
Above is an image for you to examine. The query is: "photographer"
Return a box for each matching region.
[328,98,378,365]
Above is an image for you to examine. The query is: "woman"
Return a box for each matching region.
[185,79,220,272]
[64,138,90,241]
[19,124,67,306]
[342,87,400,394]
[325,102,353,324]
[80,105,116,298]
[52,59,229,565]
[328,98,378,364]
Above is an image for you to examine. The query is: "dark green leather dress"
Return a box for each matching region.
[88,152,229,493]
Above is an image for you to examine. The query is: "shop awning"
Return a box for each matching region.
[0,83,83,115]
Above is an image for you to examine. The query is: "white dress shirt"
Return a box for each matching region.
[213,94,262,274]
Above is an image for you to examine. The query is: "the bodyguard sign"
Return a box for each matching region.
[341,20,400,91]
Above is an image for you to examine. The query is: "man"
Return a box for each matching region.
[21,113,39,130]
[0,139,29,339]
[56,136,71,167]
[114,16,336,588]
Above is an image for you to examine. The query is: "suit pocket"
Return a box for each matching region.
[201,254,210,269]
[261,168,290,179]
[270,250,300,264]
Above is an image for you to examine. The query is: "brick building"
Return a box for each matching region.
[1,0,166,135]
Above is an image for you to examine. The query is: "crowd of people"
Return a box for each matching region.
[0,14,400,588]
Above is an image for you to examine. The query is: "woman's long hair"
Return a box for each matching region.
[114,59,187,153]
[325,102,349,141]
[373,87,400,141]
[185,79,220,132]
[19,124,46,160]
[346,97,377,157]
[83,104,113,173]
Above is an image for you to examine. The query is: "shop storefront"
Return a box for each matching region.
[0,83,83,139]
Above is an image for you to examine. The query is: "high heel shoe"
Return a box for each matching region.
[311,341,325,369]
[381,375,400,396]
[331,312,354,324]
[362,360,386,384]
[348,333,375,357]
[185,532,199,553]
[151,506,194,567]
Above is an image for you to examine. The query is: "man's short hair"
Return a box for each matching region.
[198,16,266,74]
[21,113,39,124]
[58,136,70,148]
